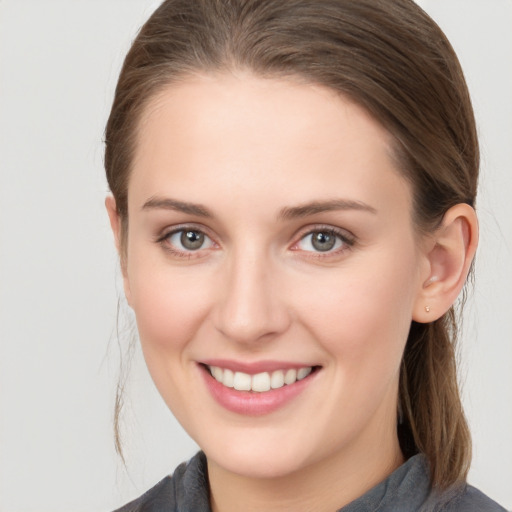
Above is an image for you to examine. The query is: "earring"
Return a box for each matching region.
[425,306,431,313]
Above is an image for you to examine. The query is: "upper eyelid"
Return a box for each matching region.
[157,223,215,241]
[292,224,355,243]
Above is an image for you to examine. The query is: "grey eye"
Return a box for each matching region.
[181,230,205,250]
[297,230,344,253]
[311,232,336,251]
[167,229,213,251]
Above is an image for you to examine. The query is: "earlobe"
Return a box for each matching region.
[413,203,478,323]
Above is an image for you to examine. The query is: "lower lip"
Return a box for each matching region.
[199,365,318,416]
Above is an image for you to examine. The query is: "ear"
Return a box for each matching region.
[105,195,132,305]
[105,195,122,251]
[413,203,478,323]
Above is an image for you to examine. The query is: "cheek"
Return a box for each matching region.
[127,263,216,420]
[292,251,418,368]
[127,258,214,356]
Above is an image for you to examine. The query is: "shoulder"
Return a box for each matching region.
[113,476,174,512]
[439,484,508,512]
[341,454,507,512]
[112,452,210,512]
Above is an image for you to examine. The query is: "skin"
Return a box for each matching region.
[106,72,478,512]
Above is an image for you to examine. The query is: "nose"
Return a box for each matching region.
[213,247,291,345]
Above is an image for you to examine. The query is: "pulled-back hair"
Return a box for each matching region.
[105,0,478,489]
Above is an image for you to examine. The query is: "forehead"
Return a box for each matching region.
[130,72,411,217]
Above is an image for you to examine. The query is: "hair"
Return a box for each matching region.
[104,0,478,490]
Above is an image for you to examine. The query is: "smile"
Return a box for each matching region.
[200,361,321,415]
[207,365,313,392]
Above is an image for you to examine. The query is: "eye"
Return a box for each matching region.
[295,229,351,253]
[163,228,215,252]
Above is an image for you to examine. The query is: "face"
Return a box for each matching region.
[118,73,429,479]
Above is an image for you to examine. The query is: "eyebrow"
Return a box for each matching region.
[141,196,377,220]
[142,196,212,217]
[278,199,377,220]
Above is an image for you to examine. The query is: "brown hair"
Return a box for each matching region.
[105,0,478,489]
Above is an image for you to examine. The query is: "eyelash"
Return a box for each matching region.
[155,224,355,259]
[155,224,216,259]
[291,225,355,258]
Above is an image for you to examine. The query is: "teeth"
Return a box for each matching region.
[297,367,312,380]
[208,365,313,392]
[223,368,234,388]
[211,366,223,382]
[233,371,251,391]
[252,372,271,392]
[270,370,284,389]
[284,369,297,385]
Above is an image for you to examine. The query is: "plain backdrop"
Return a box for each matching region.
[0,1,511,511]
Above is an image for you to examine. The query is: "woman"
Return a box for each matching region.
[104,0,506,510]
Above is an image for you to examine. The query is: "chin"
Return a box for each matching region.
[210,449,307,479]
[201,429,318,479]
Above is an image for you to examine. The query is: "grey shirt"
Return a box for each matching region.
[114,452,506,512]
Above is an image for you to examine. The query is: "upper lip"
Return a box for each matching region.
[200,359,319,375]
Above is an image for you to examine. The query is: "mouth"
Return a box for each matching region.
[199,361,321,415]
[201,363,321,393]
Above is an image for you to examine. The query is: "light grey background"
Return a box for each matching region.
[0,1,510,511]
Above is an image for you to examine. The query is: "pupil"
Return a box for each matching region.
[312,232,335,252]
[181,230,204,250]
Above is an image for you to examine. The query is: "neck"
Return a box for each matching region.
[207,421,404,512]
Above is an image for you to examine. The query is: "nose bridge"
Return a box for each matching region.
[214,242,289,344]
